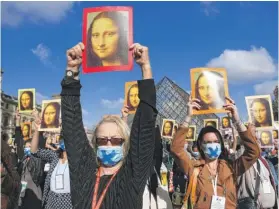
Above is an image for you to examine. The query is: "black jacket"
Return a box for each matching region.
[60,77,157,209]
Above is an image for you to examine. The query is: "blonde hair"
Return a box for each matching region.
[92,115,131,161]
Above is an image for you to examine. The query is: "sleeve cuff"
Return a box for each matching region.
[138,79,156,109]
[60,78,82,96]
[233,120,247,132]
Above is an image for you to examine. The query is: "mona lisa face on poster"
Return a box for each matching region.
[39,99,61,132]
[18,88,36,113]
[21,122,32,140]
[82,6,133,73]
[204,119,219,129]
[273,130,278,140]
[257,130,274,148]
[190,68,230,115]
[161,119,175,139]
[124,81,140,114]
[221,116,231,129]
[245,95,274,129]
[185,125,196,141]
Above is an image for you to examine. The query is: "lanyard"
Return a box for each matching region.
[92,168,119,209]
[211,174,218,196]
[55,160,68,176]
[253,162,266,182]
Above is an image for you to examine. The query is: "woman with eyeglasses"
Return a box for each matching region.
[171,97,260,209]
[60,42,157,209]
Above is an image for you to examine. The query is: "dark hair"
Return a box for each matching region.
[250,98,272,127]
[192,141,198,150]
[163,121,174,136]
[127,84,139,111]
[22,124,31,138]
[41,102,60,129]
[20,91,33,110]
[24,139,32,147]
[222,117,231,128]
[86,11,129,67]
[205,121,217,129]
[260,131,273,146]
[195,71,225,110]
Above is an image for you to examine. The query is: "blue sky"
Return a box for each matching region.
[1,1,278,127]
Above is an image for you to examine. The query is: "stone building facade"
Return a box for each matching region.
[1,92,42,140]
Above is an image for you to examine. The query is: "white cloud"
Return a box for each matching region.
[254,80,278,95]
[2,2,74,27]
[101,98,124,109]
[36,92,49,104]
[31,43,51,64]
[200,2,219,16]
[206,46,277,83]
[82,108,89,116]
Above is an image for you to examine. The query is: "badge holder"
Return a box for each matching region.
[263,178,271,194]
[20,181,28,197]
[55,174,64,190]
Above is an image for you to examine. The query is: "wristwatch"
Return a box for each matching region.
[65,70,79,78]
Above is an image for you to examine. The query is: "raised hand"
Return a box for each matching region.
[129,43,150,67]
[129,43,152,80]
[186,97,201,117]
[223,97,240,122]
[121,106,129,124]
[31,109,41,129]
[182,97,201,126]
[66,42,84,74]
[121,105,129,120]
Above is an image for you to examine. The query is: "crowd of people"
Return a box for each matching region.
[1,41,278,209]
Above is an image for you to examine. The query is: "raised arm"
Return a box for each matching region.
[125,44,158,187]
[231,127,238,153]
[31,110,58,163]
[14,109,24,161]
[60,42,96,181]
[171,126,194,177]
[223,97,260,176]
[233,124,260,176]
[170,97,200,177]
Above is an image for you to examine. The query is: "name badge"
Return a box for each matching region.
[44,163,50,172]
[55,175,64,190]
[263,179,271,194]
[211,195,225,209]
[21,181,27,192]
[20,181,28,197]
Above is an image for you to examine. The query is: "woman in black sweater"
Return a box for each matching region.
[60,42,157,209]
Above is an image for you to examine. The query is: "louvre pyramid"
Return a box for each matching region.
[155,76,219,133]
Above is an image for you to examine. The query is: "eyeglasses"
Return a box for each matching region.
[96,137,124,146]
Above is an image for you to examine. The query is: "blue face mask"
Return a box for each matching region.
[97,145,124,167]
[24,147,31,157]
[59,141,65,151]
[202,143,221,160]
[192,152,200,158]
